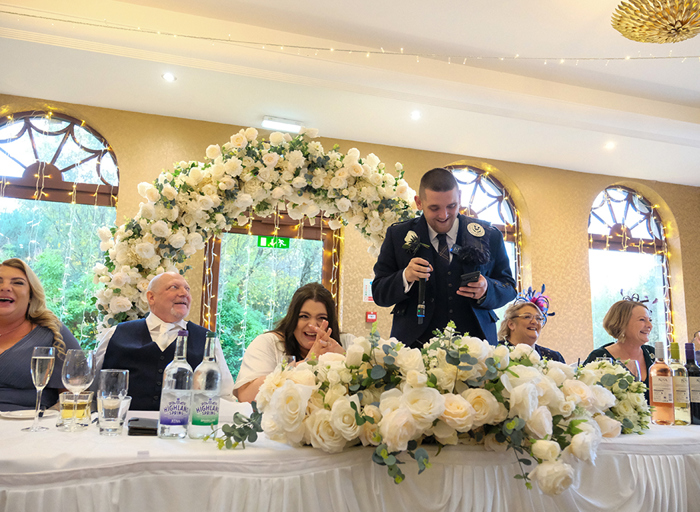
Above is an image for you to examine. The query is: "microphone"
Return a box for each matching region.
[417,277,426,324]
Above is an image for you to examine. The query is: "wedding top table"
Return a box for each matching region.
[1,400,699,512]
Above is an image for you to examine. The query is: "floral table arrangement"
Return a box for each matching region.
[227,325,650,496]
[93,127,416,330]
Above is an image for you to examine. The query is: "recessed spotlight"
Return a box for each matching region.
[162,72,177,82]
[604,141,616,150]
[411,110,421,120]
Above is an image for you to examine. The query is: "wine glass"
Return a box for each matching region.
[22,346,56,432]
[279,355,296,369]
[629,360,642,382]
[61,349,95,431]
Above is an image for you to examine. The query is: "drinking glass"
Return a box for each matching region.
[629,360,642,382]
[61,349,96,431]
[97,369,130,436]
[280,355,296,368]
[22,346,56,432]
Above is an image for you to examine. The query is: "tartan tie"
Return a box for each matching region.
[437,233,450,270]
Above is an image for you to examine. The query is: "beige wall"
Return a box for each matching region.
[3,93,699,364]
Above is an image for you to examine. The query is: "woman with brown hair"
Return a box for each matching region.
[0,258,81,411]
[234,282,351,402]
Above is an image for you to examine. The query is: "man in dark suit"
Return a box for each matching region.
[372,168,516,348]
[95,272,234,410]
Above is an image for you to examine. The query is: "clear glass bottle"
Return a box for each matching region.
[668,342,690,425]
[684,343,700,425]
[189,332,222,439]
[649,341,674,425]
[158,330,193,438]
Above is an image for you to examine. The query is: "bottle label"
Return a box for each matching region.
[651,375,674,404]
[160,396,191,426]
[191,396,220,426]
[673,376,690,404]
[690,377,700,403]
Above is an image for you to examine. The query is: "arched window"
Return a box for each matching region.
[0,111,119,347]
[446,164,521,288]
[588,186,670,347]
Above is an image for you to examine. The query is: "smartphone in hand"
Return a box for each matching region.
[459,271,481,288]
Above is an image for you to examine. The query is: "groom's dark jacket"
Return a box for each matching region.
[372,214,516,347]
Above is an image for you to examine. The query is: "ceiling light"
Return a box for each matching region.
[605,141,616,150]
[261,116,302,133]
[162,72,177,82]
[411,110,421,120]
[611,0,700,43]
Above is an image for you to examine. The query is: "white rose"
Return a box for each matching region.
[525,406,553,439]
[346,162,364,177]
[400,386,445,429]
[613,399,635,418]
[532,440,561,462]
[110,271,129,289]
[230,132,247,148]
[430,420,458,445]
[168,232,186,249]
[345,344,365,367]
[162,184,178,201]
[395,347,424,375]
[269,132,285,146]
[566,431,600,463]
[304,409,347,453]
[244,127,258,141]
[267,380,314,444]
[234,193,254,209]
[150,220,171,239]
[509,382,539,420]
[378,388,403,416]
[137,182,154,199]
[502,365,542,390]
[134,242,155,260]
[546,361,575,383]
[379,406,418,452]
[205,144,221,160]
[562,380,594,409]
[531,461,574,496]
[291,176,307,189]
[97,226,112,242]
[100,240,114,252]
[493,344,510,369]
[288,369,316,387]
[440,393,475,431]
[510,344,541,363]
[262,152,280,168]
[590,385,617,413]
[255,368,287,411]
[287,150,305,169]
[139,202,156,220]
[461,388,500,427]
[405,370,428,388]
[300,126,319,138]
[330,396,361,441]
[328,219,343,230]
[109,296,133,313]
[594,414,622,438]
[346,148,360,161]
[323,383,347,408]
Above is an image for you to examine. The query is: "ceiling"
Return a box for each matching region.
[1,0,700,185]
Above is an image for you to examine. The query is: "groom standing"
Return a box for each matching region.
[372,167,516,348]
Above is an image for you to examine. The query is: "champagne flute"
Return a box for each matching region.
[61,349,95,431]
[22,346,56,432]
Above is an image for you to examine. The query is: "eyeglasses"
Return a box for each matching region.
[514,313,545,325]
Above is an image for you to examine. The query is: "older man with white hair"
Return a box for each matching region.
[95,272,234,410]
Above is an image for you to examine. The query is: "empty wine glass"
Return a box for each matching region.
[61,349,95,431]
[629,359,642,382]
[22,346,56,432]
[279,355,296,369]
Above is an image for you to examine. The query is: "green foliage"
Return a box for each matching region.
[211,401,264,449]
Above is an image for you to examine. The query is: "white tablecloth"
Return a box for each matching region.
[1,401,699,512]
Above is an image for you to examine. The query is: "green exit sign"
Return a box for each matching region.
[257,236,290,249]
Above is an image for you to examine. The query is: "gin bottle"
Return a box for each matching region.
[685,343,700,425]
[649,341,674,425]
[158,330,193,438]
[189,332,221,439]
[668,342,690,425]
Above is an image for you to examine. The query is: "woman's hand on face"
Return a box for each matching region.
[306,322,344,359]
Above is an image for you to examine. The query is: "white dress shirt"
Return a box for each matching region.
[94,314,235,400]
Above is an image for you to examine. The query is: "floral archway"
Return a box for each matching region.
[93,127,416,330]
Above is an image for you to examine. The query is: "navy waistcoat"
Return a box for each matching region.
[102,319,207,411]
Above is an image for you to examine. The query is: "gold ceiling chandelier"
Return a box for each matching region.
[611,0,700,43]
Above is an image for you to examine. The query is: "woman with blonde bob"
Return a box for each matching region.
[498,298,564,363]
[583,299,653,394]
[0,258,80,411]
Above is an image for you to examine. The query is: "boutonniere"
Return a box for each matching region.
[402,230,429,256]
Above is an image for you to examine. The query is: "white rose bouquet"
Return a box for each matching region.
[578,359,651,434]
[248,323,627,496]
